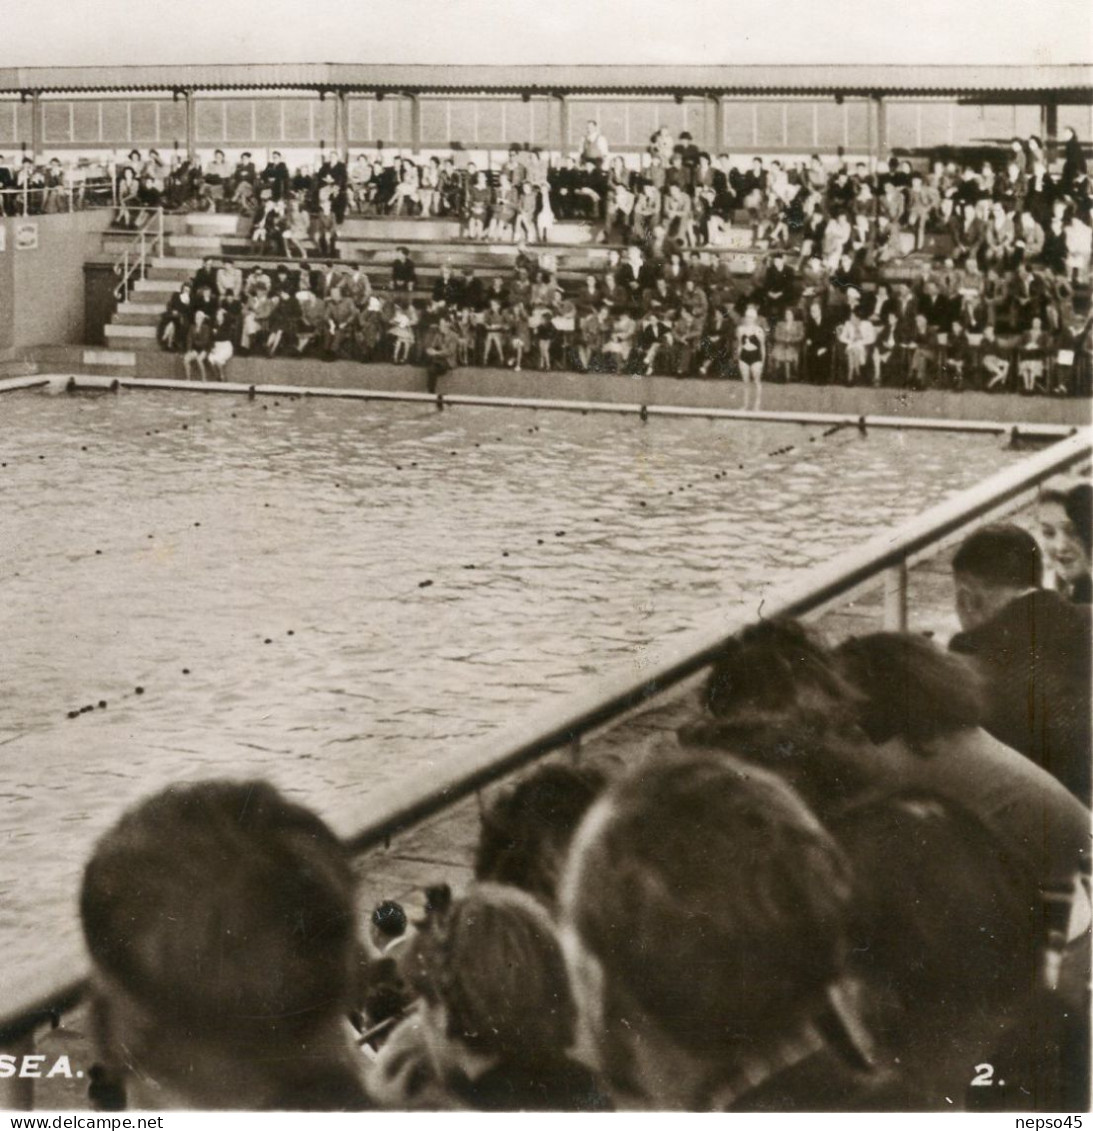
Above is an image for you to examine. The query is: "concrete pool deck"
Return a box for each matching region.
[12,343,1093,428]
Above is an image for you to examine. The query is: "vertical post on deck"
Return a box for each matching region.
[336,90,350,163]
[883,560,909,631]
[0,1033,37,1110]
[183,90,196,162]
[408,92,421,157]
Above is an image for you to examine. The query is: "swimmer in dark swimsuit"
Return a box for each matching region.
[735,303,767,411]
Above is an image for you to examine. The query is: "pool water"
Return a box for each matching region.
[0,385,1025,986]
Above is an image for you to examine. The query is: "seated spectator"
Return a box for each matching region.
[207,307,235,380]
[558,752,887,1110]
[475,763,605,911]
[950,524,1092,803]
[283,196,309,258]
[979,323,1012,390]
[309,198,338,258]
[216,258,243,302]
[388,245,416,294]
[158,282,193,352]
[260,150,289,201]
[1040,483,1093,604]
[203,148,230,204]
[80,780,370,1109]
[366,884,610,1111]
[833,631,1090,891]
[1016,316,1050,393]
[182,309,213,380]
[771,306,804,382]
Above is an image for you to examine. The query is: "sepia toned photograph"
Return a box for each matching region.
[0,0,1091,1115]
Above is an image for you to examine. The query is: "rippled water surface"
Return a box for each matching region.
[0,385,1024,984]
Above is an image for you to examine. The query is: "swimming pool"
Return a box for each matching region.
[0,384,1028,981]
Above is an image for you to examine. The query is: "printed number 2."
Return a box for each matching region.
[971,1064,994,1086]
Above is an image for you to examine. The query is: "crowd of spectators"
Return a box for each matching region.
[145,127,1093,396]
[76,481,1091,1111]
[0,154,114,214]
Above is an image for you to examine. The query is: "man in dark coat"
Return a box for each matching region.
[950,524,1092,804]
[260,151,290,201]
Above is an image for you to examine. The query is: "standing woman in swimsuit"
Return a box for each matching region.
[735,303,767,411]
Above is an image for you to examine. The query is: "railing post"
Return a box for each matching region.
[157,206,164,257]
[882,559,909,631]
[0,1032,37,1110]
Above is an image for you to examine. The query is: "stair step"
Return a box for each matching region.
[151,256,203,270]
[168,235,226,251]
[186,214,250,235]
[114,309,162,326]
[105,323,158,339]
[83,348,136,367]
[132,278,182,295]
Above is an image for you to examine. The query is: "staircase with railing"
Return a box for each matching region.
[110,207,166,305]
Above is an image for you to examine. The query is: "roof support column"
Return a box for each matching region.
[556,92,570,158]
[1042,97,1058,162]
[408,92,421,156]
[336,90,350,162]
[712,94,725,154]
[872,94,887,170]
[183,90,195,162]
[29,91,42,160]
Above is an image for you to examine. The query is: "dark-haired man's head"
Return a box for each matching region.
[475,763,605,910]
[80,780,367,1110]
[559,753,854,1109]
[696,618,864,748]
[678,619,874,811]
[951,524,1042,631]
[834,632,986,745]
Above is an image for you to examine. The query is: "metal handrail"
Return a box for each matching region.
[112,207,165,303]
[0,425,1088,1083]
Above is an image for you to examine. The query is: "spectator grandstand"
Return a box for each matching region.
[129,132,1093,394]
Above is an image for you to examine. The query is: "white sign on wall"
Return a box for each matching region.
[14,221,38,251]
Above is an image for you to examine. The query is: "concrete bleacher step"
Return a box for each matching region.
[186,214,251,237]
[114,302,162,326]
[217,237,613,269]
[169,234,229,252]
[132,278,181,297]
[104,324,159,351]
